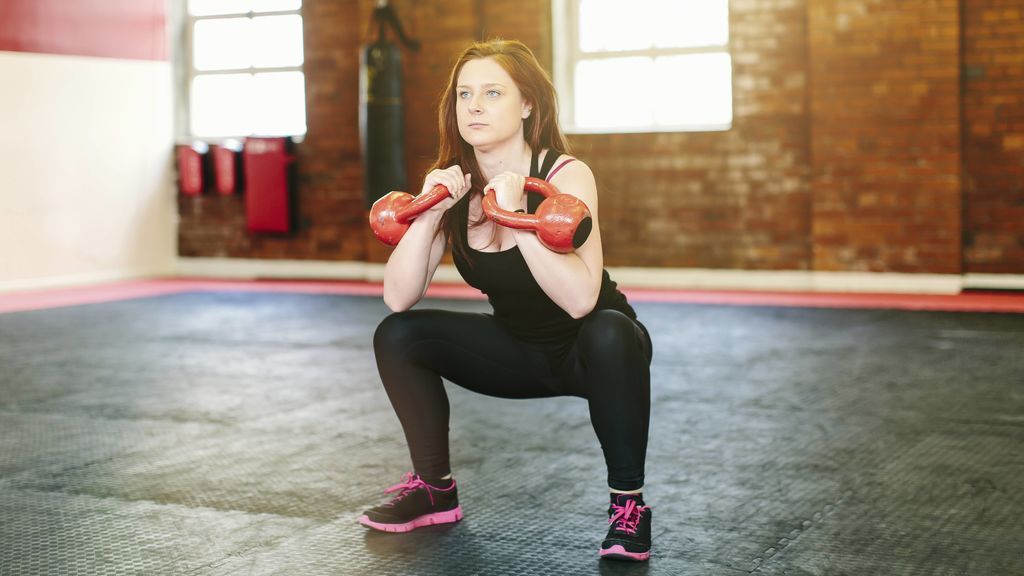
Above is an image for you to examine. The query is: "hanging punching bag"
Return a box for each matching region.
[360,2,419,210]
[360,40,406,210]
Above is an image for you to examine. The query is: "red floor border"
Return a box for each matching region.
[2,278,1023,315]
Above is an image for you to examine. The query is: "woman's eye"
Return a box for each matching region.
[487,90,500,97]
[458,91,470,99]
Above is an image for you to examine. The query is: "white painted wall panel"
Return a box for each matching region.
[0,51,176,291]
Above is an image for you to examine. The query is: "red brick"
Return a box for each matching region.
[177,0,1023,274]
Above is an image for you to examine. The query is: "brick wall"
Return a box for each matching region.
[178,0,1024,275]
[963,1,1024,273]
[575,0,812,268]
[179,0,370,261]
[809,0,962,273]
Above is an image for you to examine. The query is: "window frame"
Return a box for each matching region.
[182,0,307,140]
[551,0,734,134]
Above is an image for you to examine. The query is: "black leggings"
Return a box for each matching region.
[373,308,653,491]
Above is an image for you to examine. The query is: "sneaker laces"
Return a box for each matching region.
[382,473,434,506]
[609,498,647,535]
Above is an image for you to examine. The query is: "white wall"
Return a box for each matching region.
[0,51,176,292]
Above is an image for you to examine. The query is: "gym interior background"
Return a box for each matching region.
[2,0,1022,287]
[1,1,1022,575]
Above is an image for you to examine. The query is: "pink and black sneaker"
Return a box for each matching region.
[599,493,652,561]
[357,472,463,533]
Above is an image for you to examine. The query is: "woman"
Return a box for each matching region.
[359,39,654,562]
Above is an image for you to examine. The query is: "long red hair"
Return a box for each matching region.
[433,39,572,263]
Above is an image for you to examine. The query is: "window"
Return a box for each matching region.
[186,0,306,138]
[552,0,732,133]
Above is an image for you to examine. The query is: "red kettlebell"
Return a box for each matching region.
[482,177,593,253]
[369,185,451,246]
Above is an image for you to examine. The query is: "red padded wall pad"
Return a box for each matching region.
[244,138,295,233]
[0,0,166,61]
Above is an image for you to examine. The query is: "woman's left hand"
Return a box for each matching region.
[485,172,527,212]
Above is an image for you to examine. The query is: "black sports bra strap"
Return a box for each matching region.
[526,149,561,212]
[539,149,560,180]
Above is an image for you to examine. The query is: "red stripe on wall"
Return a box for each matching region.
[0,0,166,61]
[4,279,1024,315]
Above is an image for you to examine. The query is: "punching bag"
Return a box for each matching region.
[358,2,417,208]
[360,40,406,210]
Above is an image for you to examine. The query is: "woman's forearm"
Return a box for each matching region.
[513,229,602,319]
[383,213,445,312]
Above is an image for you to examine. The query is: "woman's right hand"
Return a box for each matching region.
[420,165,472,216]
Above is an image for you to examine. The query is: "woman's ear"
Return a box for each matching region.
[522,102,533,119]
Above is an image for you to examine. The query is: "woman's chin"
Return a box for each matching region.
[461,132,516,152]
[459,131,488,147]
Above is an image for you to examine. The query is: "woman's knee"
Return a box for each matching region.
[373,310,426,355]
[577,310,644,357]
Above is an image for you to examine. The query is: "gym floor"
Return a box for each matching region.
[1,282,1022,575]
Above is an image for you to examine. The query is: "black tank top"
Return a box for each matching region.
[452,150,638,356]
